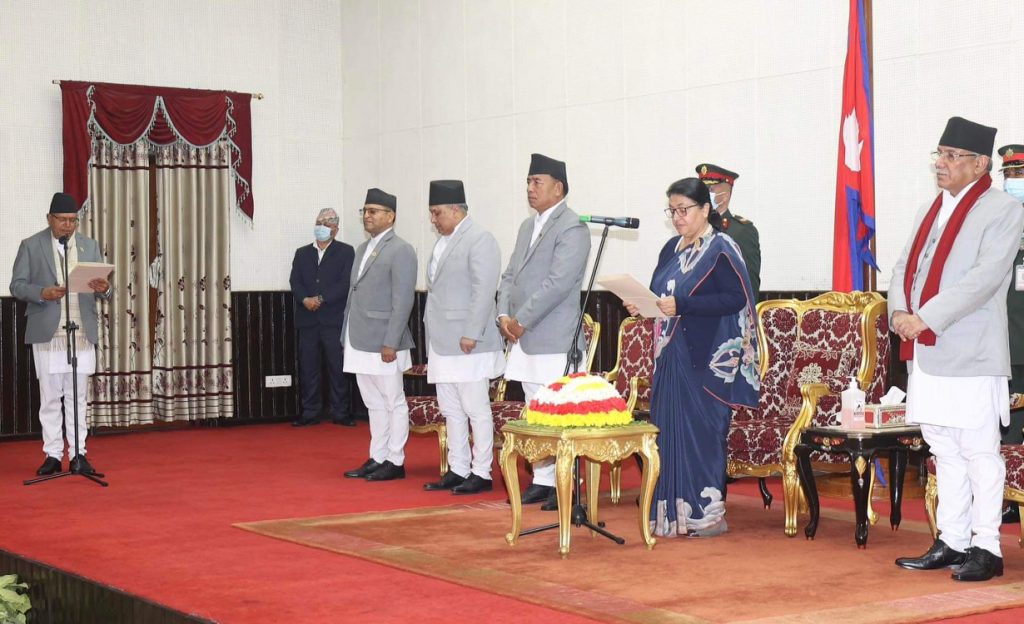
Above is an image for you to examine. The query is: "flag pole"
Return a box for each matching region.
[862,0,877,292]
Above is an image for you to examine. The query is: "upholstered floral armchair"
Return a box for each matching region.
[726,291,890,536]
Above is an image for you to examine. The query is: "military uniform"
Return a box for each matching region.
[696,163,761,297]
[1000,144,1024,445]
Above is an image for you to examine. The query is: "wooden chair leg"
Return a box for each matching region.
[758,477,773,509]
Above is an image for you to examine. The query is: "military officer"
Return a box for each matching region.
[696,163,761,297]
[999,143,1024,524]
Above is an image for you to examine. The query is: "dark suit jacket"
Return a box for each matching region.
[290,239,355,329]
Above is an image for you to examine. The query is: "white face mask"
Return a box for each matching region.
[314,225,333,242]
[708,191,719,211]
[1005,177,1024,203]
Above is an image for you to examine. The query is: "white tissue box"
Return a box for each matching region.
[864,404,906,428]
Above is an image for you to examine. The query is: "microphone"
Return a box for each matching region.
[579,215,640,229]
[58,235,69,246]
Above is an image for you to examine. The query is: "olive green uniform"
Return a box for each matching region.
[722,209,760,298]
[1005,238,1024,444]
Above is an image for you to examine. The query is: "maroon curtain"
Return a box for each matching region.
[60,81,255,219]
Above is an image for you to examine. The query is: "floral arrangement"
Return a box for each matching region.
[525,373,633,428]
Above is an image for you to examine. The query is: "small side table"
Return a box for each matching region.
[795,425,928,548]
[499,420,661,558]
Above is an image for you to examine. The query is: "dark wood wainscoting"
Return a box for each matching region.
[0,290,906,440]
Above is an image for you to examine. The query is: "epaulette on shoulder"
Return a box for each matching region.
[733,214,752,225]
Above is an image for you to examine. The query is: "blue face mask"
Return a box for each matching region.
[314,225,332,242]
[1005,178,1024,203]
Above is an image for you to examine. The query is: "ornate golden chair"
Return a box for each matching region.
[726,291,890,536]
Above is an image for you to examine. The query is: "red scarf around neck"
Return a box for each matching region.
[899,174,991,360]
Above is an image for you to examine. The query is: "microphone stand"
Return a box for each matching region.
[519,223,624,545]
[25,237,108,487]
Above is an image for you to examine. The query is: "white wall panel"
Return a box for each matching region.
[465,116,516,266]
[420,0,466,127]
[513,0,567,113]
[565,0,623,106]
[465,0,514,120]
[380,0,421,133]
[621,0,687,99]
[341,0,381,138]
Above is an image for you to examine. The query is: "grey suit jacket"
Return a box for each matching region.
[10,229,110,345]
[497,201,591,355]
[425,217,503,355]
[888,185,1024,377]
[343,229,417,352]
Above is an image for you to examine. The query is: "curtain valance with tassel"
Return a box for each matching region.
[60,81,255,219]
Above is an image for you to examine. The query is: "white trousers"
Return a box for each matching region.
[523,381,555,486]
[357,372,409,466]
[39,371,89,459]
[922,418,1005,557]
[437,380,494,479]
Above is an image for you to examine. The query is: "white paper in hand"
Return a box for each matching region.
[597,273,665,317]
[68,262,114,293]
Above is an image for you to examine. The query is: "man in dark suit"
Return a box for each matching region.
[289,208,356,427]
[696,163,761,297]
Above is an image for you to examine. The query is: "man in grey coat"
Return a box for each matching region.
[891,117,1024,582]
[498,153,591,510]
[342,188,418,482]
[421,180,505,495]
[10,192,112,476]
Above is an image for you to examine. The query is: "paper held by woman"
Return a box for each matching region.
[597,273,666,317]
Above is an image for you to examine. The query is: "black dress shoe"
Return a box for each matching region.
[952,547,1004,581]
[344,458,381,478]
[1003,502,1020,525]
[521,484,554,504]
[365,461,405,481]
[424,470,466,491]
[70,454,96,475]
[895,539,968,570]
[332,417,357,427]
[291,416,320,427]
[36,457,62,476]
[540,488,559,511]
[452,474,493,495]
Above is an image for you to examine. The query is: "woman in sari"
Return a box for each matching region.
[625,177,759,537]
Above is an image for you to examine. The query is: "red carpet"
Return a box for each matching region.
[1,422,1022,623]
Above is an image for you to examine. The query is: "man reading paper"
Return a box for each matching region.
[10,192,112,477]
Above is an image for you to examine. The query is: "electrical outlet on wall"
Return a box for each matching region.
[265,375,292,388]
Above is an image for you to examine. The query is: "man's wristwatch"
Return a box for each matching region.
[316,295,324,304]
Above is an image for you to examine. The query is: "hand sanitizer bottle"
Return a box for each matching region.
[841,376,866,429]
